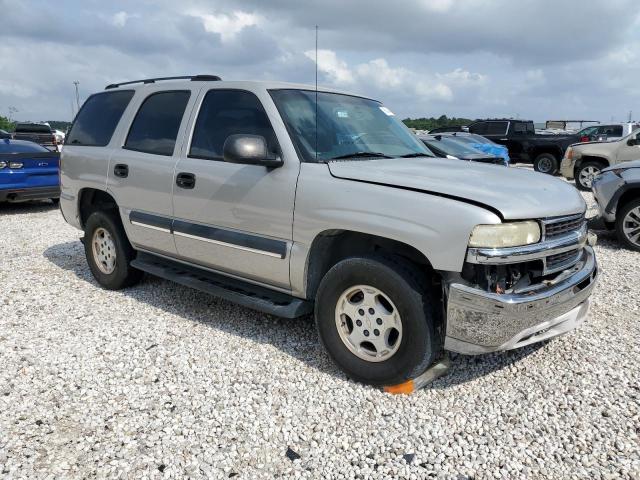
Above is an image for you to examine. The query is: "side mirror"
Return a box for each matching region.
[223,134,283,168]
[627,138,637,146]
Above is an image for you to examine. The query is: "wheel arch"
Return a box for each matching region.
[303,229,437,301]
[616,186,640,217]
[78,187,119,229]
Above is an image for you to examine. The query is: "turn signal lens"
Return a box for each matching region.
[469,221,541,248]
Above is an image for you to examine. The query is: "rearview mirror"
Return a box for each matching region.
[223,135,283,168]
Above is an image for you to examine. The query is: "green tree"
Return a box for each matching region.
[0,115,14,132]
[402,116,474,131]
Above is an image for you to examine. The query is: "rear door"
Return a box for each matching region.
[171,87,298,289]
[108,88,195,255]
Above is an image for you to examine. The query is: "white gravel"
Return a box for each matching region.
[0,192,639,479]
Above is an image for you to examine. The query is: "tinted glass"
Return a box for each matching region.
[190,90,278,160]
[270,89,430,162]
[125,91,190,156]
[0,140,50,154]
[468,122,487,134]
[67,90,134,146]
[598,125,623,137]
[485,122,508,135]
[513,123,527,133]
[15,124,51,133]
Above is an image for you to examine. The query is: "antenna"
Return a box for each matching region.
[315,25,318,161]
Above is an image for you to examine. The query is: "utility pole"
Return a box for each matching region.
[8,106,17,123]
[73,81,80,112]
[629,110,633,122]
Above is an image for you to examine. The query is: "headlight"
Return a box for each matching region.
[565,147,573,160]
[469,221,541,248]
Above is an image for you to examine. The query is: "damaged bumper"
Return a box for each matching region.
[444,246,597,354]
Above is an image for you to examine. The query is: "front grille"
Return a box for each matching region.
[546,249,580,270]
[543,214,585,239]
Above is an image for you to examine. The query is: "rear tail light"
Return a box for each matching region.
[9,161,23,169]
[580,136,589,142]
[0,161,6,169]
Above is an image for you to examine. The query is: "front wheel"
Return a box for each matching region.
[315,256,440,386]
[533,153,559,175]
[616,199,640,251]
[84,210,143,290]
[575,161,603,191]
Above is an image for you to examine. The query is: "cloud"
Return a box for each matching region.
[304,49,355,84]
[192,11,260,42]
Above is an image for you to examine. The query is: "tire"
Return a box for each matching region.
[575,161,603,191]
[315,255,440,386]
[533,153,559,175]
[50,198,60,205]
[615,198,640,252]
[84,210,143,290]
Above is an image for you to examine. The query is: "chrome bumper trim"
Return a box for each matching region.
[466,224,587,264]
[445,246,597,353]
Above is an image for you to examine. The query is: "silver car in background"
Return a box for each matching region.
[591,160,640,251]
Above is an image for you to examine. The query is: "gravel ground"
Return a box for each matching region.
[0,188,639,479]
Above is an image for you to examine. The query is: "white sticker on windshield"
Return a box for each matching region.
[336,110,349,118]
[379,106,395,116]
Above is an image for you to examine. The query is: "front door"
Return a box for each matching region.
[171,88,298,289]
[616,131,640,163]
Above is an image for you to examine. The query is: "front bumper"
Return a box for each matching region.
[444,246,597,354]
[0,186,60,202]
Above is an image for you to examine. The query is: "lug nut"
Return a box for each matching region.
[356,320,362,327]
[363,330,370,337]
[376,318,382,325]
[358,309,365,315]
[374,329,380,336]
[368,308,375,314]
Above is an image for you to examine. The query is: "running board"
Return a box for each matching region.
[131,253,313,318]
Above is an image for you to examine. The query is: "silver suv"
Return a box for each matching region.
[60,76,598,387]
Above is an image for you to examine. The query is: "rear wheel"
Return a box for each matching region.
[575,161,603,191]
[616,198,640,251]
[84,210,142,290]
[315,255,439,386]
[533,153,559,175]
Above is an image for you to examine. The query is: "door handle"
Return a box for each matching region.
[114,164,129,178]
[176,172,196,189]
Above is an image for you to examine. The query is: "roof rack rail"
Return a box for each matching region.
[105,75,221,90]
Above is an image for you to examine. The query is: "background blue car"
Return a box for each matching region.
[443,132,511,165]
[0,139,60,203]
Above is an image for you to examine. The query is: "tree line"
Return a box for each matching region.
[402,115,473,131]
[0,116,72,133]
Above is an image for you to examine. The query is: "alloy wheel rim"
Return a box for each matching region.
[92,227,117,274]
[623,207,640,246]
[334,285,403,362]
[579,166,600,188]
[538,157,553,173]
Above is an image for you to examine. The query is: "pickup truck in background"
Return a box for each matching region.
[12,123,59,151]
[468,119,577,175]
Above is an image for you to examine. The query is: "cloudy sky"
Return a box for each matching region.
[1,0,639,123]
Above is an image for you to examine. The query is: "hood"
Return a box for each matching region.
[603,159,640,172]
[327,157,586,220]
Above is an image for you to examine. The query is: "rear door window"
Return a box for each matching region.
[468,122,488,134]
[66,90,134,146]
[124,91,191,156]
[189,89,278,161]
[485,121,509,135]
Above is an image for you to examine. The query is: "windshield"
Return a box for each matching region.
[269,89,432,162]
[422,137,484,157]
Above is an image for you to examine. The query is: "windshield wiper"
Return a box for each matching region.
[398,152,433,158]
[329,151,393,160]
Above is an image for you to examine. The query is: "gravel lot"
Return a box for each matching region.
[1,187,639,479]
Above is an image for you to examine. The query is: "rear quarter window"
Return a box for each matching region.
[66,90,135,147]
